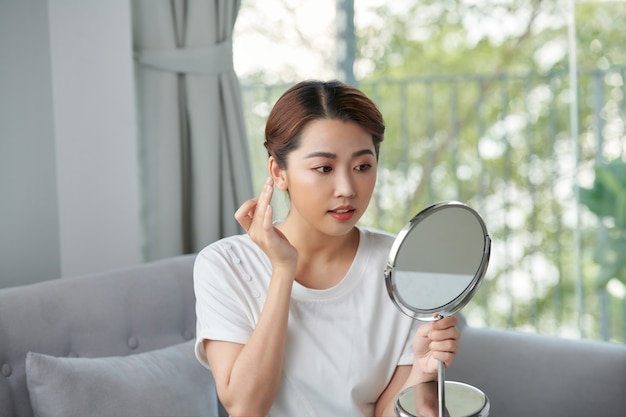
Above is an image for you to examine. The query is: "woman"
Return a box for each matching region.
[194,80,459,417]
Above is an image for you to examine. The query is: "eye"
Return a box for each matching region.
[355,164,372,172]
[315,166,332,173]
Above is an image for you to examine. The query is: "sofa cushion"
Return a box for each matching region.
[25,340,220,417]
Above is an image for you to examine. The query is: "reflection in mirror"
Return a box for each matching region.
[396,381,440,417]
[386,202,490,320]
[396,381,489,417]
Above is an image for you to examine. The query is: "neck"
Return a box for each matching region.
[277,221,361,289]
[280,219,359,256]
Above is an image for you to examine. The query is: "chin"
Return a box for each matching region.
[324,219,360,236]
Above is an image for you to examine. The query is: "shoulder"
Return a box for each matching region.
[359,227,396,251]
[194,234,267,276]
[351,227,396,270]
[193,234,272,304]
[196,234,259,260]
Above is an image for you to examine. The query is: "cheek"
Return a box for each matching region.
[285,175,330,210]
[358,170,377,193]
[285,169,322,190]
[361,181,375,198]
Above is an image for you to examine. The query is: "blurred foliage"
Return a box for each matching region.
[237,0,626,342]
[579,159,626,287]
[353,0,626,342]
[579,160,626,226]
[357,0,626,76]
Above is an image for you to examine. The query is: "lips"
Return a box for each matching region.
[328,206,356,222]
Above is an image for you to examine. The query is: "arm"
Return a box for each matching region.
[375,316,460,417]
[205,264,293,416]
[205,178,298,417]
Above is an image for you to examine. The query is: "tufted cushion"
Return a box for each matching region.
[26,340,219,417]
[0,254,197,417]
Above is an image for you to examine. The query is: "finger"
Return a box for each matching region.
[257,177,274,207]
[250,177,274,229]
[432,350,457,368]
[234,198,259,230]
[429,337,459,352]
[428,318,458,338]
[429,337,459,366]
[429,327,460,344]
[432,316,458,330]
[416,322,433,338]
[263,203,274,232]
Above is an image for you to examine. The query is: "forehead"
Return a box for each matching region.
[297,119,375,152]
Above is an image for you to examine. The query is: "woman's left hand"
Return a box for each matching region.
[412,315,460,379]
[373,316,461,416]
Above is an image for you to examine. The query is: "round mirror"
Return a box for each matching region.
[384,201,491,321]
[385,201,491,417]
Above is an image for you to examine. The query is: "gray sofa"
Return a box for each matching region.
[1,255,625,417]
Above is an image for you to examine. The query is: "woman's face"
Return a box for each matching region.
[276,118,377,237]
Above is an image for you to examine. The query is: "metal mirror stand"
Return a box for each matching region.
[384,201,491,417]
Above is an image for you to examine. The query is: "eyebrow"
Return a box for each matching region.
[305,149,375,159]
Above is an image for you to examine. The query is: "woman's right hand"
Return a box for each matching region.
[213,177,297,416]
[234,177,298,277]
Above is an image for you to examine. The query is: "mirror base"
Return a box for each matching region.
[395,380,489,417]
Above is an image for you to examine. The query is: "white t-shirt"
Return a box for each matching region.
[194,227,419,417]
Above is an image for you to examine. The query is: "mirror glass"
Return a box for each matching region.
[396,381,490,417]
[385,201,491,321]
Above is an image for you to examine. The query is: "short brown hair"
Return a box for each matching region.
[264,80,385,168]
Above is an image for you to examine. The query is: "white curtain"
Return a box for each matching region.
[132,0,253,260]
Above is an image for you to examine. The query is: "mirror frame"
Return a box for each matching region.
[384,201,491,321]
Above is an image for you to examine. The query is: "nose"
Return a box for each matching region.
[334,168,356,198]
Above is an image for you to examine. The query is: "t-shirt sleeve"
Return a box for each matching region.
[193,246,254,369]
[398,319,422,366]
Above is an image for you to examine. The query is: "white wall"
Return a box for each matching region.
[0,0,61,287]
[0,0,142,287]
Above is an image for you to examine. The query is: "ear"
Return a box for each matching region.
[268,156,288,191]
